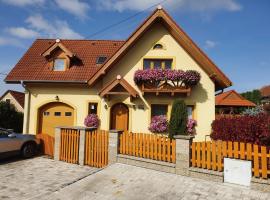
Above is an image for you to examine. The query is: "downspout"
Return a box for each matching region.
[21,81,31,134]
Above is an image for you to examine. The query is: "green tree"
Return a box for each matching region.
[169,99,187,138]
[0,101,23,133]
[241,89,262,105]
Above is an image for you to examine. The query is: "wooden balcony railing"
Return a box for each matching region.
[141,82,191,96]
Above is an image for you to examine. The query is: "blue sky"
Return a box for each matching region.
[0,0,269,95]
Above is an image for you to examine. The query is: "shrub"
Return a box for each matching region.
[169,100,188,138]
[242,105,265,116]
[187,119,197,135]
[0,101,23,133]
[149,115,168,133]
[84,114,100,128]
[211,114,270,146]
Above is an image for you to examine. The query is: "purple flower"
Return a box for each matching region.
[183,70,201,86]
[134,69,200,87]
[84,114,100,128]
[186,119,197,135]
[149,115,168,133]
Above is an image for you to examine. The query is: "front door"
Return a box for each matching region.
[110,103,129,131]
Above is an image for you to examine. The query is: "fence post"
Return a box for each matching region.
[78,128,86,165]
[108,130,122,164]
[174,135,194,176]
[54,127,61,161]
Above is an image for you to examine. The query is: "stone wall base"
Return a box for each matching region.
[117,154,176,174]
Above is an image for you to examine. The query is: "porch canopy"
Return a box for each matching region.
[99,76,139,99]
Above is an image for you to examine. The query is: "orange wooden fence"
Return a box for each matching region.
[59,129,80,164]
[36,133,55,158]
[84,130,109,168]
[119,132,176,163]
[191,141,270,179]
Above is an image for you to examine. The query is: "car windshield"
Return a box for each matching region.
[0,128,11,138]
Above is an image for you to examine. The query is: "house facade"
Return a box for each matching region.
[5,8,231,141]
[0,90,24,112]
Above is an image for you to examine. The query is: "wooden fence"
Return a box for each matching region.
[191,141,270,179]
[59,129,80,164]
[119,132,176,163]
[36,133,55,158]
[84,130,109,168]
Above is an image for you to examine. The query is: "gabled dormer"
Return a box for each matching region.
[41,39,75,71]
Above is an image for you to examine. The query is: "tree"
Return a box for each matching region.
[169,99,187,138]
[0,101,23,133]
[241,89,262,105]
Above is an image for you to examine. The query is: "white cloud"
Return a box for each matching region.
[1,0,44,7]
[54,0,90,19]
[26,14,83,39]
[6,27,40,39]
[204,40,217,49]
[97,0,242,12]
[0,36,23,47]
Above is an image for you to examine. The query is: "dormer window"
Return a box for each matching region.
[53,58,66,71]
[153,43,164,50]
[96,56,107,64]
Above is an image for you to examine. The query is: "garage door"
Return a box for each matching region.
[38,102,74,137]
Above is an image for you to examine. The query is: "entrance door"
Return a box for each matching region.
[110,103,129,131]
[38,102,74,137]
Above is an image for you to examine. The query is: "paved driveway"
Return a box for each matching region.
[46,163,270,200]
[0,157,99,200]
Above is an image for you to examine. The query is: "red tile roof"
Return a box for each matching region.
[5,39,125,83]
[260,85,270,97]
[215,90,256,107]
[0,90,25,108]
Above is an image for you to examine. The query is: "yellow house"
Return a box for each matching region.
[5,8,232,141]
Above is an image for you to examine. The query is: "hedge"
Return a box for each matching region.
[211,114,270,146]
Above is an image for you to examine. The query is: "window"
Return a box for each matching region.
[43,112,50,116]
[88,103,98,114]
[6,99,10,104]
[143,59,172,69]
[65,112,72,116]
[151,104,168,118]
[54,112,61,116]
[187,106,194,119]
[153,43,163,49]
[53,59,65,71]
[96,56,107,64]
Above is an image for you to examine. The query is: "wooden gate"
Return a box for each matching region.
[59,129,80,164]
[84,130,109,168]
[36,133,55,158]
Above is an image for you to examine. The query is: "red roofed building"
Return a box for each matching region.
[5,7,232,142]
[260,85,270,105]
[0,90,25,112]
[215,90,255,118]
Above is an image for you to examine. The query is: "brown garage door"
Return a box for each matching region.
[38,102,74,137]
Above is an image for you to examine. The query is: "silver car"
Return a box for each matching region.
[0,128,40,159]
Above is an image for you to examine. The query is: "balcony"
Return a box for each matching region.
[134,69,200,96]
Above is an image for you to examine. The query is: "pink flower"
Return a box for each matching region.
[187,119,197,135]
[84,114,100,128]
[149,115,168,133]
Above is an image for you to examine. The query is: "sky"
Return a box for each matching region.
[0,0,269,95]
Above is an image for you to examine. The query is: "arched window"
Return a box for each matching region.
[153,43,164,49]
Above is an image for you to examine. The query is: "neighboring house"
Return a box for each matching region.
[215,90,255,118]
[260,85,270,105]
[0,90,24,112]
[5,7,232,141]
